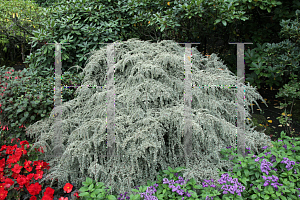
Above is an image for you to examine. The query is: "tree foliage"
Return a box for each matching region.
[25,38,274,197]
[0,0,50,66]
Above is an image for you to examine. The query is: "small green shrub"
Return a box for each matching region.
[0,66,79,146]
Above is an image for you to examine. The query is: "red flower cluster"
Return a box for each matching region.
[0,138,80,200]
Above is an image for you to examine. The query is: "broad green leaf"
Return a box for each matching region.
[222,20,227,26]
[215,19,221,25]
[24,112,29,117]
[16,108,23,113]
[20,116,27,123]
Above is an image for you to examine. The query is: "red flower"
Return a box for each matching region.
[29,196,37,200]
[63,183,73,193]
[0,159,5,171]
[16,176,28,189]
[3,178,14,189]
[0,188,8,200]
[73,191,80,198]
[34,161,45,170]
[11,164,23,174]
[26,182,42,196]
[41,195,54,200]
[0,138,79,199]
[33,170,43,180]
[41,187,55,200]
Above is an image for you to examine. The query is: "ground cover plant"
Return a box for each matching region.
[1,131,298,200]
[0,132,300,200]
[72,131,299,200]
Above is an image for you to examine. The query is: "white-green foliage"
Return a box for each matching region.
[25,38,273,197]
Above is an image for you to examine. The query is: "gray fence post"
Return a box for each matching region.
[229,42,253,158]
[44,42,69,165]
[177,43,200,159]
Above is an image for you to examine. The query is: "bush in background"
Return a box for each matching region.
[245,9,300,136]
[0,0,49,67]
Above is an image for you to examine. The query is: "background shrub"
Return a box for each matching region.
[0,66,78,147]
[23,0,140,80]
[0,0,49,67]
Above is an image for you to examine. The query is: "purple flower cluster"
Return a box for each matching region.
[201,173,246,200]
[139,174,193,200]
[223,139,300,198]
[112,137,300,200]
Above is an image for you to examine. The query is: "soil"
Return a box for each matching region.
[247,84,300,143]
[2,61,29,71]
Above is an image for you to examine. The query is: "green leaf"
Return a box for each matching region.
[16,109,23,114]
[222,20,227,26]
[30,115,35,120]
[86,177,93,184]
[24,112,29,117]
[20,116,27,123]
[244,169,249,177]
[215,19,221,25]
[88,183,94,191]
[107,195,117,200]
[78,192,90,197]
